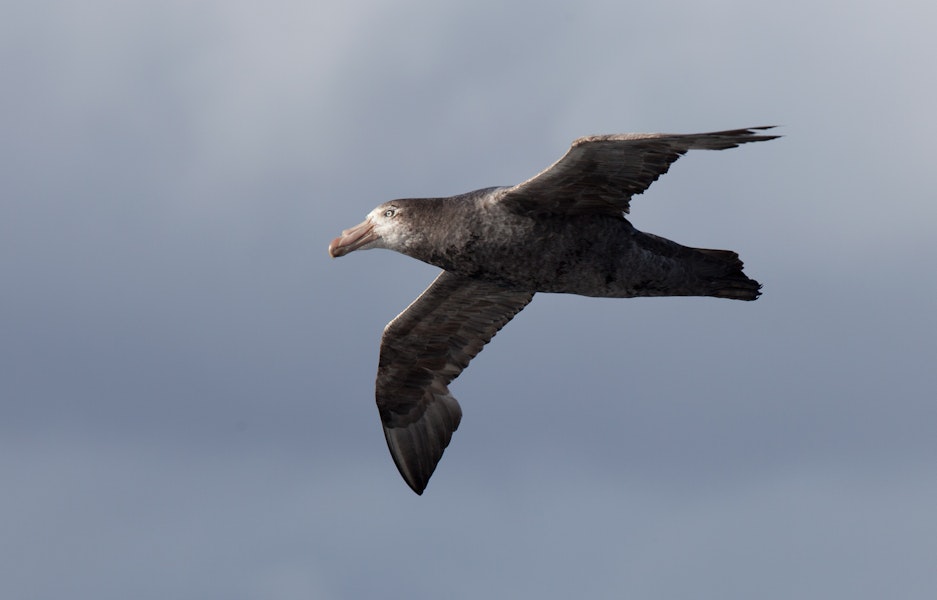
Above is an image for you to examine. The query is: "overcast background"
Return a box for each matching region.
[3,1,936,598]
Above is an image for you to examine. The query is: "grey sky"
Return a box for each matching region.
[2,1,936,598]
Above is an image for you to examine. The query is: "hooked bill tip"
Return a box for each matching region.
[327,219,376,258]
[328,237,345,258]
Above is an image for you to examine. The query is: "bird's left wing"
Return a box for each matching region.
[376,270,534,494]
[496,126,778,217]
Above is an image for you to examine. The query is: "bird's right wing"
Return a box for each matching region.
[376,270,534,494]
[496,126,779,217]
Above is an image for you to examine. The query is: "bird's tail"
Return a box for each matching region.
[694,248,762,301]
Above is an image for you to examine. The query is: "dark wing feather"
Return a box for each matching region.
[497,126,779,216]
[376,271,534,494]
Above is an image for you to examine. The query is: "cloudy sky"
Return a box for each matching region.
[3,1,936,598]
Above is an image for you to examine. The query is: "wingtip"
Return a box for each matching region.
[744,125,782,139]
[380,393,463,496]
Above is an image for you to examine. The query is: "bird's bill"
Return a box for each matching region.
[328,219,378,257]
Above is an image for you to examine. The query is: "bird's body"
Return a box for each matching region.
[394,187,758,300]
[329,127,778,494]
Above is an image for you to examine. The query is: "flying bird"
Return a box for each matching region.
[329,126,778,494]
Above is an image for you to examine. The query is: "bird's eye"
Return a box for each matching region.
[383,208,396,218]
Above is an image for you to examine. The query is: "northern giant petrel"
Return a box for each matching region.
[329,127,778,494]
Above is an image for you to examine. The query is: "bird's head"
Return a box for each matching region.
[328,202,415,258]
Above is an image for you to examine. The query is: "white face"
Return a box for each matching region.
[365,203,402,250]
[364,202,423,252]
[328,201,416,258]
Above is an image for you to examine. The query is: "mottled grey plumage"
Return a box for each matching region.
[329,126,778,494]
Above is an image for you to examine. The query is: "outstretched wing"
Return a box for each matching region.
[376,271,534,494]
[496,126,778,217]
